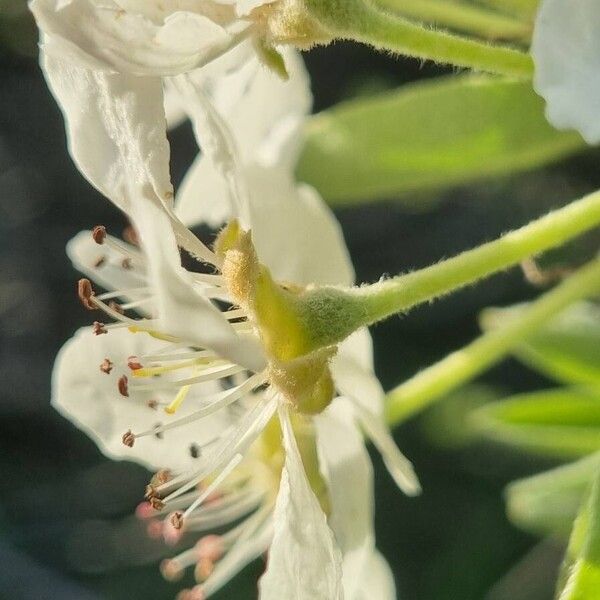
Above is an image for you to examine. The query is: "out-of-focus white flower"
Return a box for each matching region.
[532,0,600,144]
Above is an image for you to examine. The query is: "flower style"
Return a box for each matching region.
[532,0,600,144]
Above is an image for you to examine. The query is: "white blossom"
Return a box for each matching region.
[43,9,418,594]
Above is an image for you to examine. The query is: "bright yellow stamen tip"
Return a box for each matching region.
[164,385,191,415]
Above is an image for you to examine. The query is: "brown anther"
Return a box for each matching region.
[78,278,96,310]
[121,257,132,270]
[118,375,129,397]
[93,321,108,336]
[108,300,124,315]
[189,443,200,459]
[128,355,143,370]
[100,358,113,374]
[160,559,183,582]
[123,225,139,246]
[197,535,224,562]
[144,484,157,500]
[186,587,206,600]
[149,497,165,511]
[153,423,164,440]
[122,429,135,447]
[93,256,106,268]
[194,558,214,582]
[170,511,184,530]
[92,225,107,245]
[151,469,172,487]
[147,399,159,410]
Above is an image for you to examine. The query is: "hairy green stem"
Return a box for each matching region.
[385,257,600,426]
[299,191,600,352]
[375,0,531,42]
[305,0,533,76]
[355,190,600,327]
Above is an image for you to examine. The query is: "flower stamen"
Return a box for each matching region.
[100,358,113,374]
[92,225,107,245]
[165,384,192,415]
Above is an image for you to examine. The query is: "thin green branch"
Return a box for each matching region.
[385,257,600,426]
[305,0,533,77]
[354,190,600,328]
[299,191,600,353]
[374,0,531,42]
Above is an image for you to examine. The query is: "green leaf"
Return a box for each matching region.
[481,302,600,385]
[556,467,600,600]
[420,384,502,448]
[297,75,584,206]
[506,453,600,538]
[470,388,600,458]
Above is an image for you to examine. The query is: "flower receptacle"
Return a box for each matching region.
[219,222,363,416]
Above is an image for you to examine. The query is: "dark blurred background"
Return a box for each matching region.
[2,4,600,599]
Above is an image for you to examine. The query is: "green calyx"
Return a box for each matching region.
[217,222,348,416]
[260,0,331,49]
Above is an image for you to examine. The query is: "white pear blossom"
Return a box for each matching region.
[53,108,419,598]
[55,183,418,596]
[42,9,419,593]
[531,0,600,144]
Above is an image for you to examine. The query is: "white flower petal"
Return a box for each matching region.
[132,201,266,372]
[114,0,234,24]
[163,79,188,130]
[259,406,343,600]
[52,327,229,471]
[66,230,146,297]
[234,0,276,18]
[532,0,600,143]
[174,47,311,226]
[179,162,355,286]
[40,47,173,214]
[316,400,375,599]
[354,551,397,600]
[172,72,252,225]
[332,330,384,417]
[31,0,234,76]
[332,336,420,496]
[354,403,421,497]
[246,171,355,286]
[176,152,234,228]
[213,47,311,169]
[170,44,352,286]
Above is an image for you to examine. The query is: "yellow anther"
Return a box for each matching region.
[164,385,192,415]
